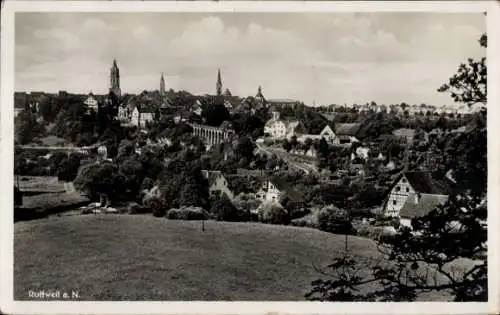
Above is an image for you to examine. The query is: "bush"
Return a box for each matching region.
[127,202,149,214]
[290,212,318,228]
[166,206,210,220]
[145,196,167,217]
[210,197,250,222]
[317,205,354,234]
[257,201,289,225]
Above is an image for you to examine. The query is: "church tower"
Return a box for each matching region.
[216,69,223,96]
[109,58,121,97]
[160,73,166,96]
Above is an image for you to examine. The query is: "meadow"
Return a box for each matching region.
[15,215,380,301]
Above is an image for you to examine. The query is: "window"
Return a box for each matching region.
[406,187,410,193]
[393,200,397,205]
[396,186,401,192]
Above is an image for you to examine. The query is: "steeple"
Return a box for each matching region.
[216,69,223,96]
[109,58,121,97]
[160,73,166,96]
[256,85,264,99]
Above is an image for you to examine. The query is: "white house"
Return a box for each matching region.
[297,125,339,144]
[131,105,155,129]
[385,171,453,227]
[83,92,99,112]
[255,180,282,203]
[264,111,306,140]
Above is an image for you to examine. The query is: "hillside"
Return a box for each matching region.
[15,215,378,301]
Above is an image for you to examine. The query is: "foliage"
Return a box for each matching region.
[317,205,353,235]
[73,161,124,201]
[15,111,46,144]
[166,206,210,220]
[57,153,82,182]
[146,196,167,217]
[200,95,231,127]
[257,201,289,225]
[437,34,487,107]
[210,196,249,222]
[306,33,487,302]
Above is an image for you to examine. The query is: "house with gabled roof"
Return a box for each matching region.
[335,123,362,145]
[264,111,307,140]
[131,103,156,129]
[385,171,454,227]
[202,170,234,200]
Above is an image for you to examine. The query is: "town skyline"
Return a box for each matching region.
[15,12,485,106]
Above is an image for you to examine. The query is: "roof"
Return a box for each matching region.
[265,178,304,201]
[393,128,416,139]
[399,193,449,219]
[335,123,361,136]
[202,170,225,186]
[136,104,156,113]
[266,99,300,104]
[403,171,453,195]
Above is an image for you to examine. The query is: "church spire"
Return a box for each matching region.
[160,72,165,96]
[216,69,223,96]
[109,58,121,97]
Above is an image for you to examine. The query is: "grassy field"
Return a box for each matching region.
[15,215,380,301]
[18,176,66,193]
[15,192,90,221]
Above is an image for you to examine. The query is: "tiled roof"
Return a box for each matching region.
[393,128,416,139]
[335,123,361,136]
[399,193,449,219]
[202,170,224,186]
[404,171,453,195]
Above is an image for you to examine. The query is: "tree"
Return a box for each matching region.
[438,34,487,107]
[200,96,231,127]
[57,153,81,182]
[235,136,255,161]
[73,161,123,203]
[14,111,45,144]
[307,33,487,302]
[210,195,247,222]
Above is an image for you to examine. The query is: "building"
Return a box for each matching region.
[202,170,234,200]
[297,125,339,144]
[264,111,306,140]
[131,104,155,128]
[160,73,166,96]
[393,128,416,144]
[83,91,99,112]
[255,180,282,203]
[335,123,362,145]
[384,171,453,227]
[216,69,223,96]
[109,58,121,97]
[266,99,302,109]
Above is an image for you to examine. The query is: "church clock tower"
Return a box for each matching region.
[109,58,121,97]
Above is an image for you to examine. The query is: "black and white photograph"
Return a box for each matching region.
[1,1,499,314]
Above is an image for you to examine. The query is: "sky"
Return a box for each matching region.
[15,12,486,106]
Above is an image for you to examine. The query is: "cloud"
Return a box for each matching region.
[15,12,486,106]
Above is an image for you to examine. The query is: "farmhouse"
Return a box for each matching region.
[297,125,339,144]
[83,92,99,112]
[335,123,361,145]
[264,112,307,140]
[202,170,234,200]
[385,171,453,227]
[255,180,282,203]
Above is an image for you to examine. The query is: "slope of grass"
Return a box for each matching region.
[14,215,379,301]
